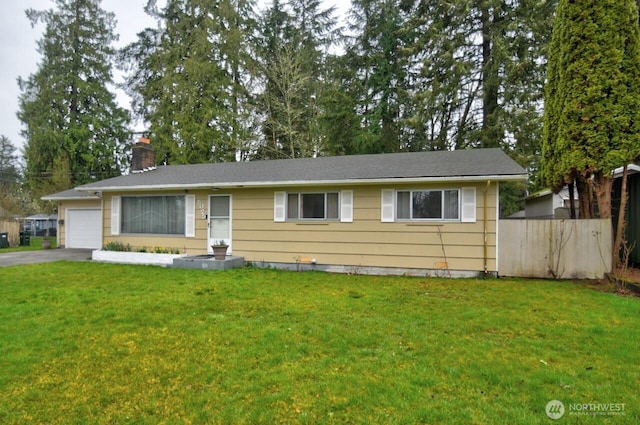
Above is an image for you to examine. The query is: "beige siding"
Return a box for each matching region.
[233,184,497,272]
[101,182,499,272]
[57,199,102,247]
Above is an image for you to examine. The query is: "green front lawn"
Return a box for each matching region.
[0,264,638,424]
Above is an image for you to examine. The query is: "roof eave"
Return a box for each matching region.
[613,164,640,178]
[78,174,528,193]
[41,194,100,201]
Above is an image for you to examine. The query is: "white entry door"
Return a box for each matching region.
[209,195,232,253]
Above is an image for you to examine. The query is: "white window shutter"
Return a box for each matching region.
[111,196,121,236]
[461,187,476,223]
[274,192,286,222]
[381,189,395,222]
[340,190,353,223]
[185,195,195,237]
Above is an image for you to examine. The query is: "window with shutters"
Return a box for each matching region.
[274,190,353,222]
[381,187,475,223]
[287,192,339,220]
[396,189,459,220]
[120,196,186,234]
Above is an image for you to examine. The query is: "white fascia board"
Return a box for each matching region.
[613,164,640,178]
[77,174,528,193]
[524,189,552,201]
[41,195,100,201]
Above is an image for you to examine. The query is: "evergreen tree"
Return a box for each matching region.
[341,0,411,154]
[254,0,338,159]
[402,0,477,151]
[541,0,640,219]
[0,135,27,217]
[121,0,256,164]
[403,0,554,164]
[0,136,19,188]
[319,54,365,156]
[18,0,130,199]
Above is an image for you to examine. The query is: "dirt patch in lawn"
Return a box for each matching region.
[626,268,640,283]
[607,267,640,297]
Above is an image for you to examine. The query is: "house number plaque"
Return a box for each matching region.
[196,200,207,219]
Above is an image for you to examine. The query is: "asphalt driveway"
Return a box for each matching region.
[0,249,93,267]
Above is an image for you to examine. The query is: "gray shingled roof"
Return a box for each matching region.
[78,149,526,191]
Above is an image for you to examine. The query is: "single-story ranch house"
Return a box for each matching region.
[45,148,527,277]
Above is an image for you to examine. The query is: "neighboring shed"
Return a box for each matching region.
[613,164,640,266]
[41,189,102,249]
[71,148,527,276]
[524,186,577,219]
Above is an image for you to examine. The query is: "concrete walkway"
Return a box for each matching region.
[0,249,93,267]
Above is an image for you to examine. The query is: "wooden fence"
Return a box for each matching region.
[0,220,21,248]
[498,219,612,279]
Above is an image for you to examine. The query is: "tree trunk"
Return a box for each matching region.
[592,171,613,219]
[576,176,593,219]
[480,4,500,149]
[613,165,629,271]
[568,180,576,219]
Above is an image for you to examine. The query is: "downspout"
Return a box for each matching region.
[483,180,491,275]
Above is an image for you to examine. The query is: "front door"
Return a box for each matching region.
[209,195,232,254]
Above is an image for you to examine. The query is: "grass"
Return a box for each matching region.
[0,236,57,252]
[0,263,638,424]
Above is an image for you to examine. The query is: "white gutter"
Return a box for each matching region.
[41,195,100,201]
[77,174,528,193]
[483,180,491,275]
[613,164,640,178]
[495,181,500,275]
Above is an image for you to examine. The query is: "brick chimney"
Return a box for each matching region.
[131,137,156,172]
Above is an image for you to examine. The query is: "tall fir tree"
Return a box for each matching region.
[340,0,411,154]
[0,135,19,189]
[121,0,256,164]
[0,135,22,217]
[18,0,130,199]
[541,0,640,220]
[403,1,554,161]
[319,54,364,156]
[254,0,338,159]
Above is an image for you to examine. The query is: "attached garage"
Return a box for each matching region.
[66,209,102,249]
[41,189,102,249]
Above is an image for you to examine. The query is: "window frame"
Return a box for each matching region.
[286,191,341,221]
[120,194,187,235]
[395,188,461,221]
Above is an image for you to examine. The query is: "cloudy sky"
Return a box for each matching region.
[0,0,161,154]
[0,0,349,156]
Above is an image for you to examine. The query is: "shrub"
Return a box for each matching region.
[103,241,131,252]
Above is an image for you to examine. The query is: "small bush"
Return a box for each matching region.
[103,241,131,252]
[102,243,179,254]
[152,246,181,254]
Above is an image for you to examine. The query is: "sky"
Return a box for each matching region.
[0,0,160,154]
[0,0,350,156]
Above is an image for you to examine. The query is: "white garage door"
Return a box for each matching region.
[66,209,102,249]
